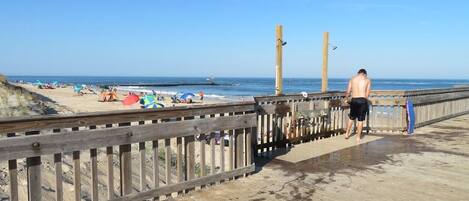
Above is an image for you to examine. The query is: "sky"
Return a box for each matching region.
[1,0,469,79]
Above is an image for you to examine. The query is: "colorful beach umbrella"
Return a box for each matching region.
[180,92,196,100]
[122,94,140,105]
[144,102,165,109]
[140,95,165,109]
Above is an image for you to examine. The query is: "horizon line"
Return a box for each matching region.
[4,74,469,81]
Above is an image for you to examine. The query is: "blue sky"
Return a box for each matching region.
[1,0,468,79]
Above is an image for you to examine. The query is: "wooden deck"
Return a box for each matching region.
[1,87,468,201]
[175,114,469,201]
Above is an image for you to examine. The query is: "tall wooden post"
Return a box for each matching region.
[275,25,283,96]
[322,32,329,93]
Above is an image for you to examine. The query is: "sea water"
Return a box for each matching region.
[7,76,469,101]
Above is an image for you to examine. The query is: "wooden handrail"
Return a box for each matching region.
[0,101,256,133]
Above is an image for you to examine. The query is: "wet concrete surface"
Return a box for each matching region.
[174,114,469,201]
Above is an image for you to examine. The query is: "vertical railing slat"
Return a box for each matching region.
[139,142,146,192]
[7,133,18,201]
[164,138,171,185]
[26,131,41,201]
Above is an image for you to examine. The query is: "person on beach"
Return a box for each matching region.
[198,91,205,101]
[344,68,371,142]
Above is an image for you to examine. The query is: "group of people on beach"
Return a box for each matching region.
[99,87,118,102]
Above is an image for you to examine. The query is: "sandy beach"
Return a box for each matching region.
[16,83,224,114]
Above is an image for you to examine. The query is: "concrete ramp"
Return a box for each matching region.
[275,135,383,163]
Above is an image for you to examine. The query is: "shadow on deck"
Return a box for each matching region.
[175,114,469,201]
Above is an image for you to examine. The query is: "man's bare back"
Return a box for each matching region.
[349,75,371,98]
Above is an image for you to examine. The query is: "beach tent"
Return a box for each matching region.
[140,95,156,105]
[140,95,165,109]
[73,85,83,94]
[180,92,196,100]
[122,94,140,105]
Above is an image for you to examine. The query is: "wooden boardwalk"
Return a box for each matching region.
[175,114,469,201]
[1,86,468,201]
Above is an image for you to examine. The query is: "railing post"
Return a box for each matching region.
[119,122,132,196]
[26,131,41,201]
[7,133,18,201]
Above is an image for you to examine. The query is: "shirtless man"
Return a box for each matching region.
[344,68,371,142]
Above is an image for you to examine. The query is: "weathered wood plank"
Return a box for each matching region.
[259,115,264,155]
[152,140,159,189]
[73,151,80,201]
[8,159,18,201]
[228,130,233,171]
[185,135,195,181]
[0,114,257,161]
[165,139,171,185]
[219,129,225,173]
[210,134,216,175]
[0,102,256,133]
[110,165,255,201]
[235,128,244,169]
[119,144,132,195]
[106,146,115,199]
[246,127,253,166]
[90,148,98,201]
[139,142,146,191]
[7,133,18,201]
[200,134,206,177]
[25,131,42,201]
[254,91,344,102]
[176,137,183,182]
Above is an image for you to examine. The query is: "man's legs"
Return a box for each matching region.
[356,121,364,142]
[345,118,354,139]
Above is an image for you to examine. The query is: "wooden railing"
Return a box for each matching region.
[254,91,346,156]
[0,102,257,201]
[404,86,469,128]
[1,86,469,200]
[253,86,469,155]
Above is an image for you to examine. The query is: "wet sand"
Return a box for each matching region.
[175,114,469,201]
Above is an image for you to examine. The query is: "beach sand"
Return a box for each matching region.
[17,83,223,114]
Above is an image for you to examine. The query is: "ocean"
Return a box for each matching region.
[7,76,469,100]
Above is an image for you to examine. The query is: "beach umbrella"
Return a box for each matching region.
[144,102,165,109]
[122,94,140,105]
[180,92,196,100]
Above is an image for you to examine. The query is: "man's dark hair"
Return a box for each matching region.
[358,68,367,75]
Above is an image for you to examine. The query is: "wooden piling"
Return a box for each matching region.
[275,24,283,96]
[322,32,329,93]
